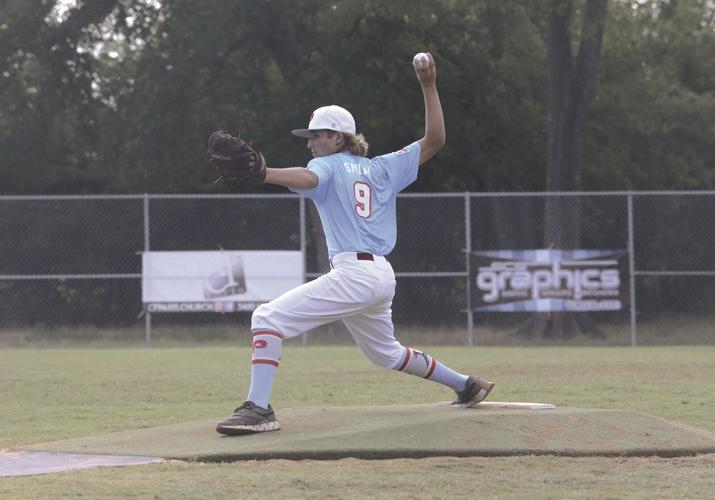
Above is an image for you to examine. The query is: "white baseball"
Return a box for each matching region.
[413,52,430,69]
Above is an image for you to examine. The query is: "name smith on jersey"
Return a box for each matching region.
[343,161,370,176]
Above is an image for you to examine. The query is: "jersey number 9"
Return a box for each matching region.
[353,182,371,219]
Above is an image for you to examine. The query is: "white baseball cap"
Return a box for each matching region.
[292,105,356,138]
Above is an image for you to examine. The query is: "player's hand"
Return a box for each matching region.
[413,52,437,87]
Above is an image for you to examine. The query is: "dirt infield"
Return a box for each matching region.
[17,403,715,469]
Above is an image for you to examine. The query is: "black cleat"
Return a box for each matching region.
[216,401,281,435]
[452,376,495,407]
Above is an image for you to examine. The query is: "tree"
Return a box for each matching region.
[0,0,145,193]
[584,0,715,189]
[518,0,608,338]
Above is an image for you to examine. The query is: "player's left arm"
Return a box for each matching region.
[264,166,318,190]
[413,52,446,166]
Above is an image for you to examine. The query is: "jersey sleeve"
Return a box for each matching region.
[289,158,333,200]
[375,141,421,192]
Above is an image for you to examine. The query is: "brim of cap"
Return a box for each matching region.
[291,129,312,138]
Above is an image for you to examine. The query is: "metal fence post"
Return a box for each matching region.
[627,192,637,347]
[143,193,152,349]
[465,193,474,347]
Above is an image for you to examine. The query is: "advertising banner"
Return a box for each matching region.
[470,249,628,312]
[142,251,302,313]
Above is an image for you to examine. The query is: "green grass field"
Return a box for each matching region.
[2,345,714,498]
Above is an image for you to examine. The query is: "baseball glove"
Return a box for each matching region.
[207,131,267,189]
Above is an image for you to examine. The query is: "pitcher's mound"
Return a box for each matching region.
[23,404,715,462]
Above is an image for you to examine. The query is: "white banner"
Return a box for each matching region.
[142,251,303,313]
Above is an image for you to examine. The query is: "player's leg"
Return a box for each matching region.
[215,328,284,436]
[395,346,495,406]
[246,330,282,409]
[217,268,383,435]
[342,299,494,406]
[342,312,457,387]
[245,270,382,405]
[341,257,495,404]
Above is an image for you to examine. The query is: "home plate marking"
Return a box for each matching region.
[0,450,164,477]
[438,401,557,410]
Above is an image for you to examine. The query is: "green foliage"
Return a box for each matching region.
[585,0,715,189]
[1,0,712,194]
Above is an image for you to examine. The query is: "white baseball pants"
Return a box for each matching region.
[251,252,404,369]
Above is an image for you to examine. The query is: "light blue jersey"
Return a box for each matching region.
[292,142,421,258]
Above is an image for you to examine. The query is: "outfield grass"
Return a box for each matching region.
[3,455,714,500]
[1,345,714,498]
[2,314,714,348]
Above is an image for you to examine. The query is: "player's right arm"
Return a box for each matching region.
[264,167,318,190]
[413,52,446,166]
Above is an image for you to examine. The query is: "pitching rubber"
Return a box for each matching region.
[442,401,557,410]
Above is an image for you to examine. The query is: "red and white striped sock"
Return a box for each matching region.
[246,330,283,409]
[395,347,468,391]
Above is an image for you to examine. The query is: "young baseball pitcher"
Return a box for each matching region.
[212,52,495,435]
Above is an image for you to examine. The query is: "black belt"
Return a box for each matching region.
[356,252,374,261]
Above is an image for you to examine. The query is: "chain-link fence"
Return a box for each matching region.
[1,192,713,346]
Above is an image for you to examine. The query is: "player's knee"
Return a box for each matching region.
[251,303,274,331]
[362,344,404,370]
[393,346,436,378]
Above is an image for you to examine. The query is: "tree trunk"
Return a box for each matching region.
[519,0,608,339]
